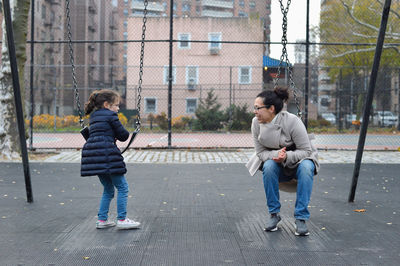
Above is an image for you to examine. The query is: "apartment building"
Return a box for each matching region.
[26,0,121,116]
[126,16,264,118]
[130,0,271,50]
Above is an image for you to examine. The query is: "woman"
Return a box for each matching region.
[246,87,319,236]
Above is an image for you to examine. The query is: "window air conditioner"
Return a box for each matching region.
[209,47,220,55]
[187,78,196,90]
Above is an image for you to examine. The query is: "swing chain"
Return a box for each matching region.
[66,0,84,128]
[135,0,148,130]
[274,0,302,118]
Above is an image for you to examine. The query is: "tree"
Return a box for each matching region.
[320,0,400,116]
[0,0,30,159]
[320,0,400,78]
[193,89,224,131]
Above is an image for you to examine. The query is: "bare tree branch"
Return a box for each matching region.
[341,0,380,32]
[332,46,400,58]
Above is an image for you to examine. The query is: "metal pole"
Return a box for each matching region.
[3,0,33,203]
[349,0,392,202]
[229,66,232,123]
[340,69,343,131]
[398,69,400,131]
[167,0,174,148]
[29,0,35,150]
[304,0,310,129]
[53,87,57,132]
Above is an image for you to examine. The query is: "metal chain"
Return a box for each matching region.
[66,0,84,128]
[135,0,148,130]
[274,0,302,118]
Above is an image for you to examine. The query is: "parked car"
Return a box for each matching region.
[373,111,398,127]
[321,113,336,125]
[345,114,363,128]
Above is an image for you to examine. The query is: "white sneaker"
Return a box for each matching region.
[96,220,116,229]
[117,218,141,229]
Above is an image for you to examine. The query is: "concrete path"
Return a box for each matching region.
[10,149,400,164]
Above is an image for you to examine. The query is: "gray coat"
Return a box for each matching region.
[246,111,319,176]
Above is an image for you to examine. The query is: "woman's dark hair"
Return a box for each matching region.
[84,89,120,115]
[256,87,289,114]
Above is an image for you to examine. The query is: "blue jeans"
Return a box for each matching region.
[98,174,129,221]
[262,159,315,220]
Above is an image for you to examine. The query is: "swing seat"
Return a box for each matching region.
[279,179,297,193]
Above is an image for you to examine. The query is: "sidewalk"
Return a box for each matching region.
[0,161,399,265]
[3,149,399,164]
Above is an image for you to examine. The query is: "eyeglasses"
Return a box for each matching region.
[253,105,269,111]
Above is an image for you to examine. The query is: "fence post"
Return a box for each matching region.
[29,0,35,150]
[398,68,400,131]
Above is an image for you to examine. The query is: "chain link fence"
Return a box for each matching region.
[5,0,399,150]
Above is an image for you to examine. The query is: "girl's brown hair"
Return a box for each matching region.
[84,89,120,115]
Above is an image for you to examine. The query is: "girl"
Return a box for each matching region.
[81,89,140,230]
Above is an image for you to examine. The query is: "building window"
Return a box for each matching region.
[239,1,245,7]
[186,66,199,87]
[239,66,252,84]
[145,98,157,113]
[163,65,176,84]
[249,1,256,9]
[238,11,248,17]
[186,98,197,114]
[178,33,191,49]
[182,3,191,12]
[208,33,222,49]
[123,9,129,16]
[41,5,46,20]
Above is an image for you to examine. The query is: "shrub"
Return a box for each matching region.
[193,90,224,130]
[224,104,253,131]
[172,115,192,130]
[154,112,168,130]
[118,113,128,127]
[62,115,80,127]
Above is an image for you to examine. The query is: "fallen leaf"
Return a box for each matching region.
[83,256,90,260]
[220,194,225,196]
[386,222,392,225]
[354,209,366,213]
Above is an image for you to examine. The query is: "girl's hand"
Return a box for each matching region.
[273,147,287,163]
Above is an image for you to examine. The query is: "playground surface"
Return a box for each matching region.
[0,161,399,265]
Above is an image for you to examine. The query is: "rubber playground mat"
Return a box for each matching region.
[0,162,398,265]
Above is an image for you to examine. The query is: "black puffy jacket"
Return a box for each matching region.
[81,108,129,176]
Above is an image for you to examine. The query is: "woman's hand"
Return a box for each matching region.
[273,147,287,163]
